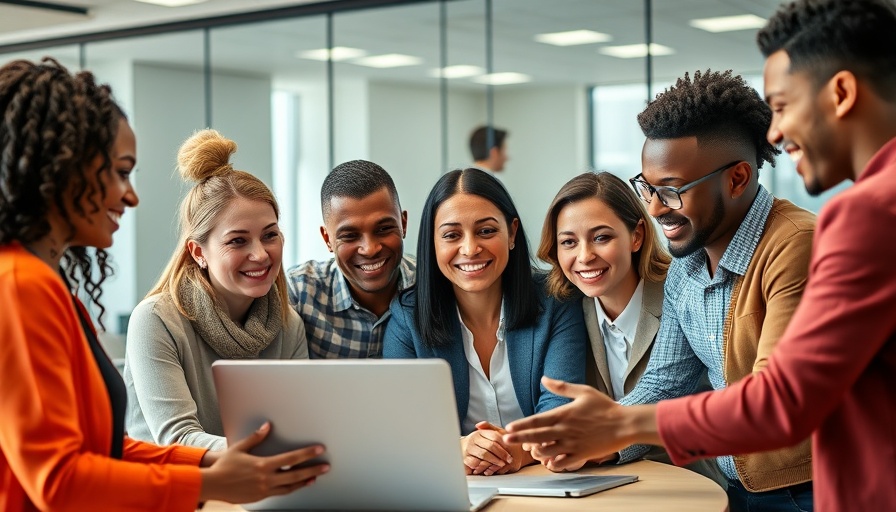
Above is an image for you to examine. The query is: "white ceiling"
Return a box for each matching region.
[0,0,785,88]
[0,0,332,44]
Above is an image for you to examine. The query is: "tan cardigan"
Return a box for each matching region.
[724,198,816,491]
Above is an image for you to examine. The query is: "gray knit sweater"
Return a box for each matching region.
[123,293,308,451]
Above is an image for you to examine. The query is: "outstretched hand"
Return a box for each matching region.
[199,422,329,504]
[502,376,658,472]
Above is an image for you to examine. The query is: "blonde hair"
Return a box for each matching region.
[147,129,289,321]
[538,171,671,300]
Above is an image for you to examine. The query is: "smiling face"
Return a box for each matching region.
[434,192,518,298]
[70,119,139,249]
[764,50,852,196]
[321,186,407,304]
[189,197,283,319]
[641,137,730,258]
[555,197,643,306]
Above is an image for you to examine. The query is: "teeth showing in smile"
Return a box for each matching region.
[360,260,386,272]
[458,262,488,272]
[107,211,121,224]
[660,221,684,232]
[578,269,605,279]
[243,268,267,277]
[788,149,803,163]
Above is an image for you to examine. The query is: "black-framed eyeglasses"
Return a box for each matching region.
[628,160,742,210]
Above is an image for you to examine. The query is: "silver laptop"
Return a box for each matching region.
[467,473,638,497]
[212,359,496,511]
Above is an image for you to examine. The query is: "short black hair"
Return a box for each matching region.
[320,159,400,219]
[469,126,508,161]
[411,168,538,348]
[637,70,779,171]
[758,0,896,101]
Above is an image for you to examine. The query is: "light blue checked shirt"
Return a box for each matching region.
[619,186,774,481]
[286,255,416,359]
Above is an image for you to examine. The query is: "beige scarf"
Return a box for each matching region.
[178,278,283,358]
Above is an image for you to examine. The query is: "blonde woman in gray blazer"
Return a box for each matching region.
[538,171,725,486]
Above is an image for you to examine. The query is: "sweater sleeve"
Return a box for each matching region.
[125,297,227,451]
[657,191,896,463]
[750,228,814,373]
[286,308,310,360]
[0,268,202,512]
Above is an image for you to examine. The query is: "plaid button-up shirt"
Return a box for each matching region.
[286,255,416,359]
[620,186,774,481]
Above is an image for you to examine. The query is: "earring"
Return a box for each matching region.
[198,258,207,269]
[510,242,515,250]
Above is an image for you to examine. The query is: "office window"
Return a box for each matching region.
[85,31,205,329]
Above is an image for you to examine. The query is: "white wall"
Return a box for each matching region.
[494,85,590,259]
[366,81,482,255]
[132,63,204,304]
[89,59,137,331]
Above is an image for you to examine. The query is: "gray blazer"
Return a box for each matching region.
[584,279,663,397]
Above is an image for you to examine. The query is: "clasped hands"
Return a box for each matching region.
[461,421,534,475]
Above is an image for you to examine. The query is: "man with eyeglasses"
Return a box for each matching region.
[506,1,896,509]
[534,70,818,512]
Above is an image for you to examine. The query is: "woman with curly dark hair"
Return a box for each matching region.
[0,58,328,511]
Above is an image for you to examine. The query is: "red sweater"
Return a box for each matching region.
[0,243,206,512]
[658,138,896,511]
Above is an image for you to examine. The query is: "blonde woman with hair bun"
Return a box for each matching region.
[124,129,310,451]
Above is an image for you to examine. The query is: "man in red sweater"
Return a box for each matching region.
[503,1,896,510]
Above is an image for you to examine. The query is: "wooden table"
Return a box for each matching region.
[202,460,727,511]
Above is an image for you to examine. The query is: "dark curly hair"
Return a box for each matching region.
[637,70,779,171]
[0,57,126,324]
[757,0,896,101]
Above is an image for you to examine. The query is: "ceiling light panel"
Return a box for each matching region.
[689,14,767,33]
[534,29,612,46]
[351,53,423,68]
[599,43,674,59]
[296,47,367,62]
[132,0,208,7]
[471,72,532,85]
[428,65,485,79]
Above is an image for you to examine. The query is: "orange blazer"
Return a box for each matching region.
[0,243,206,512]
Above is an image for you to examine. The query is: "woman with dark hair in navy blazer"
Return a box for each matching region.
[384,168,586,477]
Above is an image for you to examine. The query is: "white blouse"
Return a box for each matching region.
[458,304,525,434]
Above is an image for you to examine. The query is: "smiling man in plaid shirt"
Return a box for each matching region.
[287,160,415,358]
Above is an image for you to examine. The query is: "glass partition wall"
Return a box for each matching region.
[0,0,833,331]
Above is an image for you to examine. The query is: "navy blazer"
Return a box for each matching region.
[383,275,587,434]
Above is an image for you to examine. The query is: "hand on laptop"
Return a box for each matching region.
[461,421,534,476]
[199,421,330,504]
